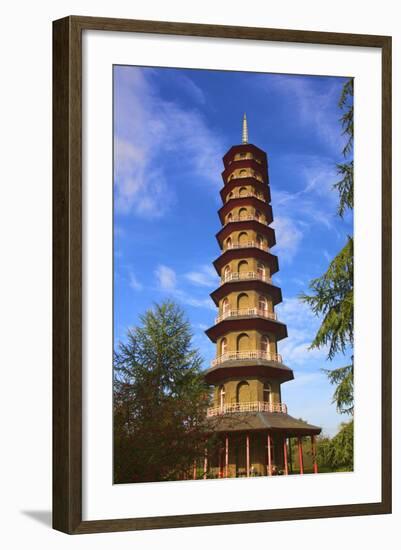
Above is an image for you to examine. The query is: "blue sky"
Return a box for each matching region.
[113,65,353,437]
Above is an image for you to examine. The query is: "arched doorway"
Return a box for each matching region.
[237,293,249,311]
[261,335,270,354]
[257,262,266,280]
[221,337,228,356]
[258,296,267,314]
[223,265,231,281]
[238,260,249,276]
[239,207,248,220]
[237,333,249,352]
[236,381,250,403]
[263,383,272,404]
[238,232,248,246]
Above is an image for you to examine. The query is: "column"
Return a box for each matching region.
[311,435,318,474]
[218,445,223,478]
[246,433,250,477]
[203,447,208,480]
[225,435,229,478]
[193,460,197,480]
[267,433,272,476]
[297,436,304,475]
[283,437,289,475]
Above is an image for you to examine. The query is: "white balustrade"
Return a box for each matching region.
[207,400,287,417]
[225,241,268,251]
[215,308,277,324]
[211,350,282,367]
[221,271,272,284]
[224,215,267,226]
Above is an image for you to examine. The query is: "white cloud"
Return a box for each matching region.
[178,74,206,104]
[114,138,171,218]
[272,216,303,263]
[114,67,224,218]
[270,154,347,260]
[182,295,215,310]
[154,264,177,290]
[185,264,219,287]
[280,339,327,365]
[276,297,329,365]
[272,155,339,223]
[153,264,215,311]
[265,75,347,155]
[276,297,313,323]
[128,272,143,291]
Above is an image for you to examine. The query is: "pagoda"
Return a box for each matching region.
[203,114,321,478]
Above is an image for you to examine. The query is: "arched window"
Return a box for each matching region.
[239,169,247,177]
[257,262,266,279]
[237,333,249,352]
[226,212,233,224]
[238,260,249,274]
[237,293,249,310]
[258,296,267,312]
[223,265,231,281]
[261,335,269,353]
[238,207,248,220]
[222,298,229,315]
[236,381,250,403]
[256,235,264,249]
[226,237,232,250]
[263,383,272,404]
[255,210,262,222]
[219,385,226,408]
[239,187,247,197]
[226,192,233,202]
[238,231,248,246]
[221,338,228,356]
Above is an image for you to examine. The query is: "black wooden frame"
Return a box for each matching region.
[53,15,392,534]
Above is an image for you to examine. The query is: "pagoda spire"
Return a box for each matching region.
[242,113,248,144]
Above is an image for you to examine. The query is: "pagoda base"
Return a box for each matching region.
[199,412,321,479]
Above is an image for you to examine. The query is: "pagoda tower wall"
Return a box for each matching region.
[202,115,321,479]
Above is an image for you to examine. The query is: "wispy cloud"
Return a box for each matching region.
[154,264,215,311]
[185,264,219,287]
[114,67,224,218]
[276,297,328,365]
[178,74,206,105]
[155,264,177,290]
[270,154,347,262]
[272,216,303,263]
[129,271,143,291]
[265,75,347,155]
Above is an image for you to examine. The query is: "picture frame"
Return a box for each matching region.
[52,15,392,534]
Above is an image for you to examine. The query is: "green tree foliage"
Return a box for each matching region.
[317,421,353,471]
[335,78,353,217]
[113,300,213,483]
[323,363,353,415]
[301,237,353,360]
[300,78,354,415]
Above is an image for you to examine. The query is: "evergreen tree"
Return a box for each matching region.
[113,300,213,483]
[300,79,354,415]
[317,421,354,471]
